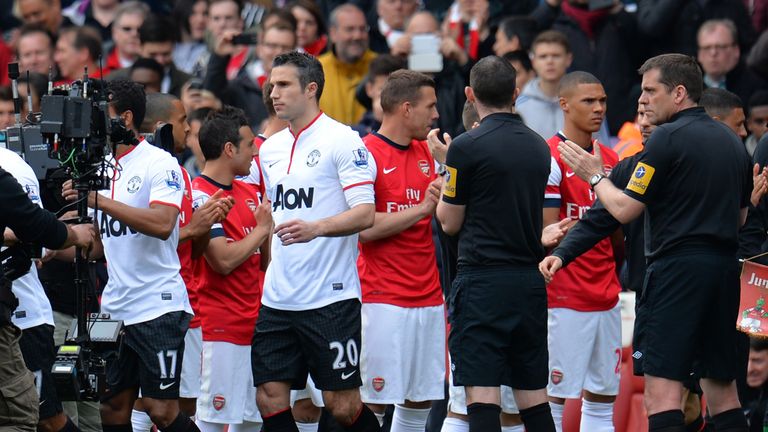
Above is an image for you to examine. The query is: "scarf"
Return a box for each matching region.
[447,2,480,60]
[561,1,611,40]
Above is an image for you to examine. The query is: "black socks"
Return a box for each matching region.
[649,410,686,432]
[519,402,556,432]
[158,412,200,432]
[467,402,501,432]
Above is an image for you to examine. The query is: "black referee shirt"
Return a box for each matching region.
[442,112,550,268]
[623,107,751,259]
[0,167,68,249]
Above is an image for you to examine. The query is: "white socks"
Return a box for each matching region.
[501,425,525,432]
[130,409,153,432]
[580,399,614,432]
[296,422,319,432]
[390,405,431,432]
[550,402,565,432]
[440,416,469,432]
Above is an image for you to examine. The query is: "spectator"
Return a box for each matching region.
[698,19,766,107]
[352,54,405,136]
[104,1,149,74]
[532,0,643,135]
[172,0,209,76]
[744,337,768,431]
[441,0,493,61]
[637,0,755,57]
[289,0,329,56]
[369,0,419,54]
[0,86,15,129]
[492,15,537,56]
[503,50,534,92]
[17,0,71,36]
[745,0,768,33]
[16,25,56,77]
[747,91,768,156]
[207,0,242,40]
[181,79,221,115]
[62,0,121,47]
[54,26,102,84]
[204,24,296,130]
[109,14,193,97]
[318,4,377,125]
[183,107,213,179]
[130,57,164,94]
[17,72,47,119]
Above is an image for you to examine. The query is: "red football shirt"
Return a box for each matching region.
[192,175,262,345]
[176,167,201,328]
[545,133,621,311]
[358,132,443,307]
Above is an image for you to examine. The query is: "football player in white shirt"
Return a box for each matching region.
[253,51,380,432]
[63,80,200,432]
[0,147,82,432]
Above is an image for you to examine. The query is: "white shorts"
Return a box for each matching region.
[547,303,622,398]
[360,303,446,404]
[447,367,518,415]
[197,341,261,424]
[290,375,324,407]
[180,327,202,398]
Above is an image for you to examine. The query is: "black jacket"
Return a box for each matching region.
[203,53,268,131]
[713,62,768,106]
[532,3,643,134]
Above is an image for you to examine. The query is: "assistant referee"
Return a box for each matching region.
[436,56,555,432]
[0,166,96,430]
[558,53,752,432]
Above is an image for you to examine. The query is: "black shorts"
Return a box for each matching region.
[18,324,61,419]
[251,299,362,391]
[448,266,548,390]
[632,251,740,381]
[101,311,190,401]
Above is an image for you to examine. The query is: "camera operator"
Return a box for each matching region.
[1,146,84,432]
[0,166,95,430]
[62,80,199,432]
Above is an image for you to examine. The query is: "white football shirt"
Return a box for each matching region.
[259,113,375,311]
[0,147,54,330]
[97,141,192,325]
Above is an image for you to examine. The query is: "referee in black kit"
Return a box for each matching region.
[436,56,556,432]
[0,167,96,430]
[559,53,752,432]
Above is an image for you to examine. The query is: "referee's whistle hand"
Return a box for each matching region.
[557,139,604,181]
[539,255,563,284]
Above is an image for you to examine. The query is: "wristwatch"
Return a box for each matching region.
[588,173,606,189]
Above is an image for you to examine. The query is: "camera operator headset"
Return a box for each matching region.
[61,80,199,432]
[0,146,84,432]
[0,165,95,430]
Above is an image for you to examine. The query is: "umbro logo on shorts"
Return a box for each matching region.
[632,351,643,359]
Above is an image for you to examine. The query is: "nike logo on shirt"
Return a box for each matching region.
[383,167,397,174]
[566,171,576,178]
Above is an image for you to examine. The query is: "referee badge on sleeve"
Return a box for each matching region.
[626,162,655,195]
[443,166,457,198]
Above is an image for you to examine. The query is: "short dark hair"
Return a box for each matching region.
[751,336,768,352]
[262,81,276,116]
[638,53,703,103]
[748,90,768,114]
[469,56,517,109]
[380,70,435,114]
[497,16,538,53]
[142,93,178,133]
[462,100,479,131]
[140,14,178,44]
[532,30,571,54]
[18,24,54,49]
[700,88,743,119]
[502,50,533,72]
[288,0,327,40]
[272,51,325,101]
[172,0,208,37]
[368,54,406,80]
[262,8,298,33]
[189,107,214,124]
[131,57,164,77]
[199,105,248,160]
[61,26,103,63]
[558,71,602,97]
[108,79,147,130]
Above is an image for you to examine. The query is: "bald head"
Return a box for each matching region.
[558,71,602,98]
[405,11,439,35]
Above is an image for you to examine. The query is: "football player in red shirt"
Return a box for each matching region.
[358,70,444,432]
[542,72,621,432]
